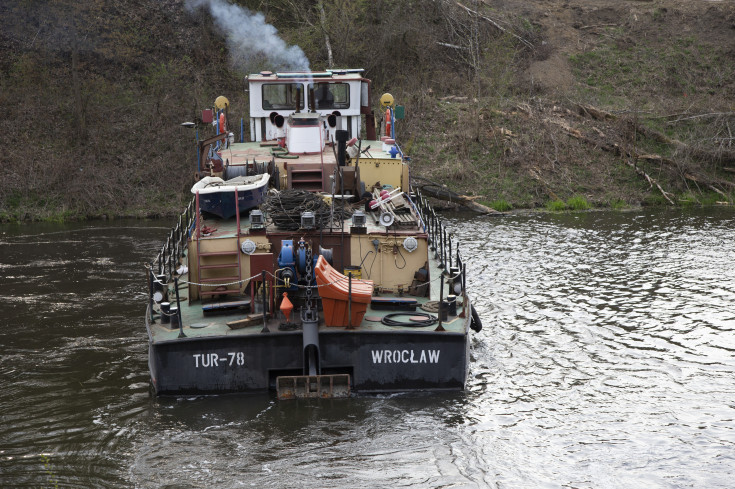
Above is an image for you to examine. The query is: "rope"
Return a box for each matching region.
[381,312,437,327]
[148,266,461,289]
[263,189,352,231]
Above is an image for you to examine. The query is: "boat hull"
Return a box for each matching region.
[148,328,470,395]
[198,184,268,219]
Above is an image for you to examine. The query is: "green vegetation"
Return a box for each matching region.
[490,199,512,212]
[642,193,670,207]
[546,200,566,212]
[569,35,734,109]
[566,195,590,211]
[700,192,724,206]
[609,198,628,210]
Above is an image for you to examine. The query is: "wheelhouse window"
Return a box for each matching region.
[311,82,350,110]
[262,83,303,110]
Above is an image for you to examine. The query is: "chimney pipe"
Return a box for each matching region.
[295,86,302,113]
[308,87,316,112]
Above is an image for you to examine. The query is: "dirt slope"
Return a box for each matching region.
[408,0,735,210]
[497,0,735,94]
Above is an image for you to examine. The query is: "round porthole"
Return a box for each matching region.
[403,237,418,253]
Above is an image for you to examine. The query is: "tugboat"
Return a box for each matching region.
[145,69,482,398]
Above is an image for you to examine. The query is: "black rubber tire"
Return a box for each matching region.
[470,304,482,332]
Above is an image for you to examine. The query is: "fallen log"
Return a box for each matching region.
[577,104,615,121]
[632,119,735,165]
[412,177,501,214]
[683,173,730,199]
[528,167,561,201]
[570,130,677,205]
[573,103,735,165]
[626,159,676,205]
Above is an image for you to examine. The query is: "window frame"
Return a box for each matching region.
[261,83,303,110]
[310,82,350,110]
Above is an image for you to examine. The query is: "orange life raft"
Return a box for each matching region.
[314,255,373,327]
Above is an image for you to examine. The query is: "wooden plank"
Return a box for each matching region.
[202,299,251,312]
[226,313,265,329]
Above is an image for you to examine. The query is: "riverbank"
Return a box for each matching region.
[0,194,193,223]
[1,0,733,222]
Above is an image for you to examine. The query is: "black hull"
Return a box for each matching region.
[149,329,470,395]
[198,184,268,219]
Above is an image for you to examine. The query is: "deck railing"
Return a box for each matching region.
[147,196,196,322]
[153,196,196,280]
[410,188,466,296]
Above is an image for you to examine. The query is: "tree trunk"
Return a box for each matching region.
[413,177,501,214]
[318,1,333,69]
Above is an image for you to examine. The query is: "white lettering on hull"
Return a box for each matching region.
[193,352,246,368]
[371,349,440,364]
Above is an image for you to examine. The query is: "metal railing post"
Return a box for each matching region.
[175,277,186,338]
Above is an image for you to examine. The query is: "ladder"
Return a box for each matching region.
[195,190,243,300]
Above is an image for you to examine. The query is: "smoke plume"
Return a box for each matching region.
[186,0,310,72]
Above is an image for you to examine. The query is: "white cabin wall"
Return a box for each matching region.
[247,77,367,141]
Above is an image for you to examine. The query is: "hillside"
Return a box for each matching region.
[0,1,242,221]
[1,0,734,221]
[405,0,735,210]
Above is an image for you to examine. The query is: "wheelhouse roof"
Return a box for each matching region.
[247,69,366,83]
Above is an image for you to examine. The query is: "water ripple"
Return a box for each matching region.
[2,211,735,488]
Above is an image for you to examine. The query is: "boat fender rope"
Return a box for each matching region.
[470,304,482,332]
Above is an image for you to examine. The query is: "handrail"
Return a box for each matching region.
[151,196,196,286]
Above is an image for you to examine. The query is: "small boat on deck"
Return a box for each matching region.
[190,174,270,219]
[145,69,482,399]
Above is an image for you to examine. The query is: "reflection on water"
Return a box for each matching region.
[1,210,734,488]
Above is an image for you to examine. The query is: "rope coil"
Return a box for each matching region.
[263,189,353,231]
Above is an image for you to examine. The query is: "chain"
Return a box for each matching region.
[304,245,314,311]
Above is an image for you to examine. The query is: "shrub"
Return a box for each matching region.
[546,200,566,212]
[609,198,627,210]
[490,199,512,212]
[567,195,590,210]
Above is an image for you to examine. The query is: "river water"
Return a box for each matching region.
[1,209,734,488]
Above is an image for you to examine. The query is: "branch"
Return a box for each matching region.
[684,173,730,199]
[634,122,735,165]
[569,117,731,204]
[436,41,468,51]
[455,2,534,49]
[668,112,735,124]
[625,159,676,205]
[579,23,619,30]
[557,120,677,205]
